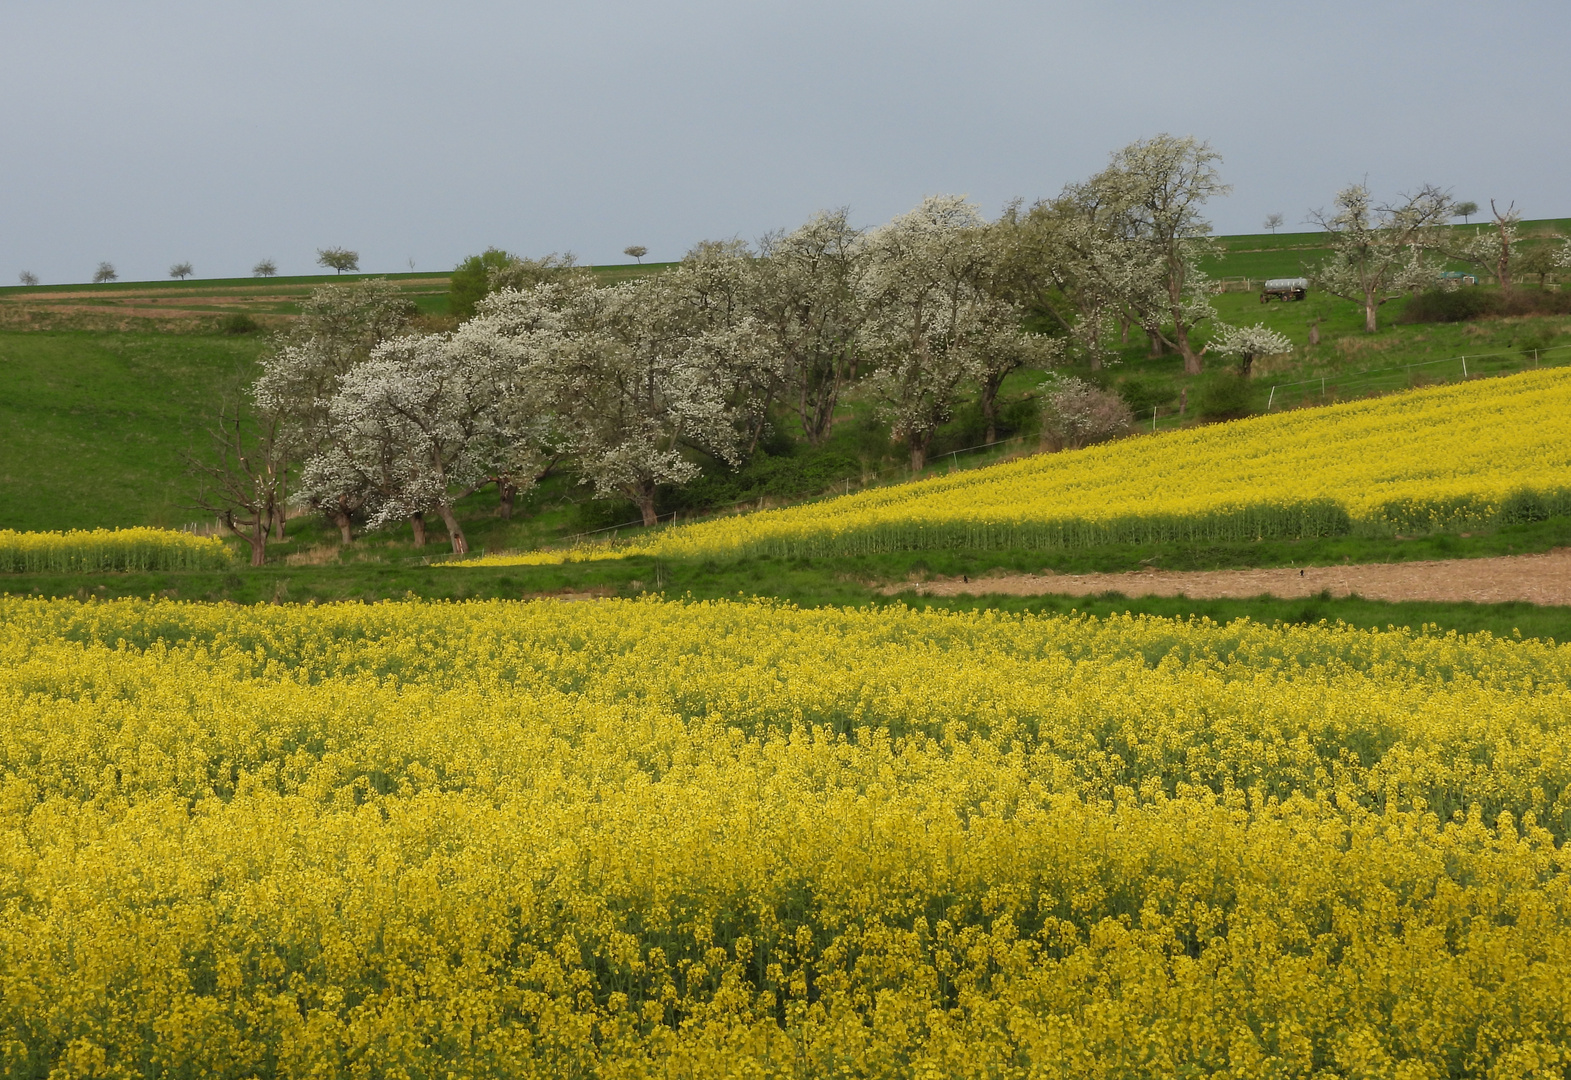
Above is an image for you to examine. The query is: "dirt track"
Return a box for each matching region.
[884,549,1571,606]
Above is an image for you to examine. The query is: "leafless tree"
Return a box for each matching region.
[18,271,38,286]
[169,261,193,280]
[1452,200,1521,292]
[253,258,278,278]
[185,396,287,567]
[1263,213,1284,234]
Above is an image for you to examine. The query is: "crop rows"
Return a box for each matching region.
[3,596,1570,1076]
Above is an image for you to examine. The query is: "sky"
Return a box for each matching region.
[3,0,1568,284]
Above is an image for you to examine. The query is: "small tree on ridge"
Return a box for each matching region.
[317,248,360,274]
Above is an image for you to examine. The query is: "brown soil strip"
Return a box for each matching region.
[522,587,615,602]
[883,549,1571,606]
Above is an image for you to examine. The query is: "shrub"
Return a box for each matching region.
[1516,327,1559,360]
[447,248,517,320]
[1195,374,1255,421]
[574,498,641,533]
[1039,377,1133,450]
[1399,286,1571,324]
[1117,376,1177,417]
[217,313,260,335]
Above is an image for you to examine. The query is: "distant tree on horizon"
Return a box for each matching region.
[253,258,278,278]
[93,262,117,284]
[1454,200,1479,225]
[1263,213,1284,234]
[624,245,648,264]
[317,248,360,274]
[18,271,38,286]
[170,261,194,280]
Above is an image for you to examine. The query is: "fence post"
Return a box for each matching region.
[1321,376,1326,398]
[1462,356,1467,378]
[1267,386,1276,410]
[1152,406,1158,431]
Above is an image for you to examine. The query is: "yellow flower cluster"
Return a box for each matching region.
[472,367,1571,565]
[4,595,1571,1076]
[0,526,231,573]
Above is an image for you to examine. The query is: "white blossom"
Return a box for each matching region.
[1309,183,1452,332]
[1207,322,1293,374]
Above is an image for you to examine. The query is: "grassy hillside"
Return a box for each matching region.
[1199,216,1571,281]
[0,331,270,531]
[2,226,1566,539]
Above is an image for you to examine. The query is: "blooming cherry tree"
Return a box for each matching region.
[1310,183,1452,332]
[1206,322,1294,375]
[859,195,1045,471]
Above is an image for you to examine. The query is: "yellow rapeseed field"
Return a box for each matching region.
[473,367,1571,565]
[0,526,231,573]
[4,594,1571,1076]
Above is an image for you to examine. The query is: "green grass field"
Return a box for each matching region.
[1197,217,1571,281]
[0,331,271,531]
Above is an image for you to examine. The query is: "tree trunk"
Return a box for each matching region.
[410,512,427,547]
[242,517,267,567]
[497,479,515,520]
[800,376,838,447]
[747,387,777,457]
[271,504,286,542]
[435,503,468,555]
[633,482,659,528]
[1363,295,1379,334]
[222,510,266,567]
[908,431,931,474]
[980,373,1005,445]
[1308,322,1321,347]
[1147,329,1164,358]
[333,507,352,545]
[1175,324,1202,376]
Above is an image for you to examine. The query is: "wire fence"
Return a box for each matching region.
[544,435,1036,547]
[458,435,1040,560]
[1262,342,1571,412]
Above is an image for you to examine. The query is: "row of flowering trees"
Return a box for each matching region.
[195,134,1314,559]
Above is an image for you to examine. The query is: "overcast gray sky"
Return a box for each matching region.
[4,1,1567,283]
